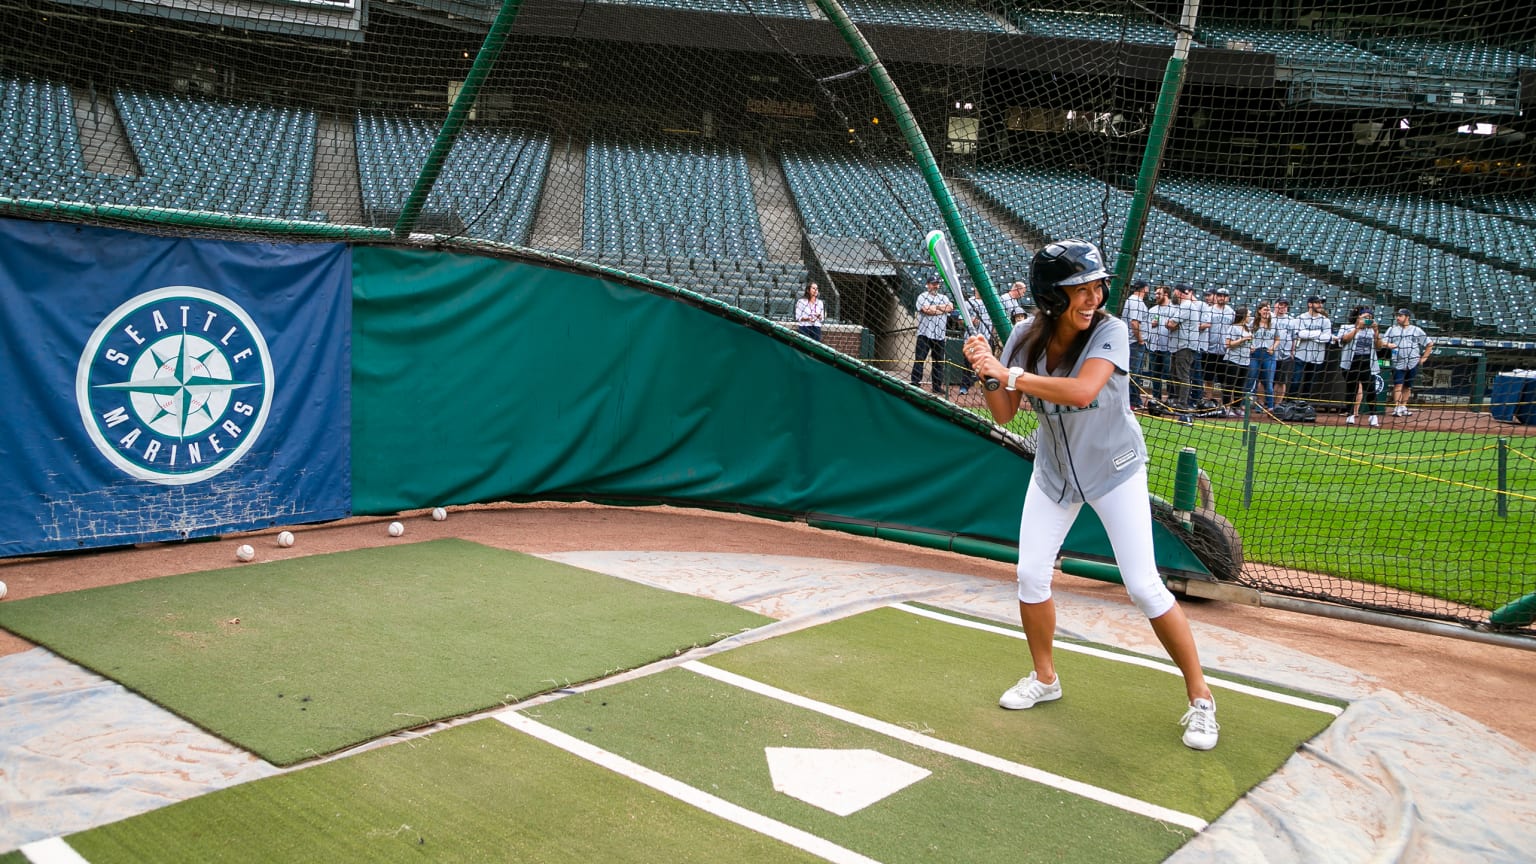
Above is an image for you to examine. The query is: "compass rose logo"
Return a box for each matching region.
[76,286,274,485]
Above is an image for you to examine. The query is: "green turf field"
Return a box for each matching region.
[1141,416,1535,609]
[997,408,1536,610]
[700,605,1339,823]
[61,720,832,864]
[38,601,1341,863]
[0,539,771,765]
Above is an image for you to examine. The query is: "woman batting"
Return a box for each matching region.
[962,239,1219,750]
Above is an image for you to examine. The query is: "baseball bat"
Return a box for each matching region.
[924,229,1000,391]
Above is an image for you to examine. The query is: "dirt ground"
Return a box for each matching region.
[2,501,1532,751]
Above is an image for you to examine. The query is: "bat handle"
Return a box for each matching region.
[982,376,1001,391]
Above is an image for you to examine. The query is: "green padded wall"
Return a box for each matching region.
[350,247,1209,577]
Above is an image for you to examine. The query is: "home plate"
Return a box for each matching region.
[765,747,931,816]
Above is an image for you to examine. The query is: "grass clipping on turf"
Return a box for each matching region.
[0,538,771,766]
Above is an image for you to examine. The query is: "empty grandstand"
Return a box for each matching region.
[356,114,550,243]
[2,0,1535,343]
[964,164,1369,314]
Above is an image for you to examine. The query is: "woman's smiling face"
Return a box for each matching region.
[1058,279,1104,335]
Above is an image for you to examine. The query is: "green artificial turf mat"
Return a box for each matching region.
[63,720,829,864]
[530,666,1195,864]
[703,605,1339,823]
[0,539,769,765]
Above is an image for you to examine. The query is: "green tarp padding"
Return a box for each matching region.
[350,246,1208,576]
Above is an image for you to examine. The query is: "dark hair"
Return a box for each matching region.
[803,282,818,299]
[1230,305,1249,326]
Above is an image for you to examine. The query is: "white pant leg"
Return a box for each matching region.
[1087,467,1176,619]
[1014,472,1081,604]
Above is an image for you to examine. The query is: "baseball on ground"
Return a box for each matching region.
[431,507,447,521]
[388,521,405,537]
[235,544,255,562]
[277,531,295,548]
[0,580,7,600]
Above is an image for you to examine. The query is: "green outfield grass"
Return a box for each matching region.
[996,410,1536,612]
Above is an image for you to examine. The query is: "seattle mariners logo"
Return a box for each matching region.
[75,286,274,485]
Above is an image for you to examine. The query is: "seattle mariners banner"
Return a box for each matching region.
[0,219,351,556]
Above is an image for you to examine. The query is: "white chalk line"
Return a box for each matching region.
[891,602,1344,716]
[682,660,1209,833]
[495,712,884,864]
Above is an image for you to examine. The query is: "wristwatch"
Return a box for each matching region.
[1005,367,1024,391]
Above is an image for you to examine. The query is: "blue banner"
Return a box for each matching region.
[0,219,351,556]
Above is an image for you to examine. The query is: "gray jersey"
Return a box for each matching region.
[1294,312,1333,363]
[1000,315,1146,504]
[1145,303,1172,352]
[1122,294,1149,344]
[1273,314,1300,360]
[965,296,994,339]
[915,290,950,340]
[1204,304,1234,355]
[1384,324,1429,369]
[1167,299,1203,351]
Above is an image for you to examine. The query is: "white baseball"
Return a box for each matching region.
[0,580,8,600]
[431,507,447,522]
[277,531,295,548]
[388,521,405,537]
[235,544,255,562]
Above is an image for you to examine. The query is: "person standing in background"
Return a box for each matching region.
[1295,296,1334,402]
[911,274,954,395]
[795,282,826,341]
[1221,305,1253,417]
[1122,280,1150,408]
[1383,308,1433,418]
[1272,297,1299,405]
[1165,284,1203,410]
[1338,305,1387,427]
[1145,284,1173,406]
[1249,302,1279,410]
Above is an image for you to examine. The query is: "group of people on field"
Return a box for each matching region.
[1119,281,1434,425]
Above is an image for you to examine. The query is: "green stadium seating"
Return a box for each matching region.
[356,113,550,243]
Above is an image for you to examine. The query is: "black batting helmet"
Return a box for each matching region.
[1029,239,1109,317]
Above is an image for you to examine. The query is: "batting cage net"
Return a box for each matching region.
[3,0,1535,633]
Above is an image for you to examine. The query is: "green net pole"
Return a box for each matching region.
[1472,353,1488,413]
[393,0,525,237]
[811,0,1010,340]
[1173,446,1199,520]
[1107,0,1201,312]
[1497,436,1509,518]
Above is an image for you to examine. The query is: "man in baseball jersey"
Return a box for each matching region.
[1294,296,1334,402]
[1165,284,1204,409]
[1383,308,1434,417]
[911,273,954,395]
[1122,280,1150,408]
[1203,287,1235,404]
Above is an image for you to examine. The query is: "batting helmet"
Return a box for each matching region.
[1029,239,1109,317]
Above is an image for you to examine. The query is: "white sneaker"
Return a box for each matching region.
[1369,415,1380,427]
[1394,406,1406,417]
[999,672,1062,710]
[1345,415,1356,425]
[1180,698,1219,750]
